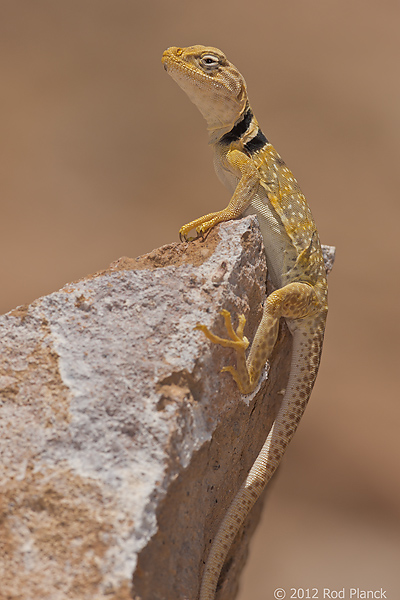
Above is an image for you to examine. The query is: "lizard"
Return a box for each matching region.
[162,45,328,600]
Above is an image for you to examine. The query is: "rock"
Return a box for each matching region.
[0,216,333,600]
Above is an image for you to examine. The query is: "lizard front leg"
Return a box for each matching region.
[179,149,259,240]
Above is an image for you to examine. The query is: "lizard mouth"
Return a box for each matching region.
[161,51,170,71]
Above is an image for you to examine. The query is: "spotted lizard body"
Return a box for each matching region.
[162,45,328,600]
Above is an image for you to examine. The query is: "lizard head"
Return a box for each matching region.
[162,45,248,142]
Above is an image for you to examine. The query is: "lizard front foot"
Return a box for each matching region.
[179,209,234,242]
[179,220,215,242]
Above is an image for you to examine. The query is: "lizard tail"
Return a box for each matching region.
[199,319,325,600]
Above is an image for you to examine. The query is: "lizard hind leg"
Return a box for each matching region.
[246,281,319,389]
[195,296,282,395]
[197,282,318,396]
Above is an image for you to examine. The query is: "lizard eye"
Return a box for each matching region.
[200,54,219,68]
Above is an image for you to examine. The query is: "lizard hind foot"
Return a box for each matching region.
[195,310,253,393]
[195,310,249,352]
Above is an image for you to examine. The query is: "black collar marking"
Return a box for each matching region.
[244,129,269,154]
[220,108,253,144]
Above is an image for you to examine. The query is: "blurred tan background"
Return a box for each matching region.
[1,1,399,598]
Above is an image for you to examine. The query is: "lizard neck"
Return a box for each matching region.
[207,102,256,144]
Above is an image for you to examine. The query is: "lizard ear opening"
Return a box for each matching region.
[233,81,248,121]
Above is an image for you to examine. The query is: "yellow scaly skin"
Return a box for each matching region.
[162,45,328,600]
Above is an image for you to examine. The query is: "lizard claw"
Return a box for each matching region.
[179,227,203,243]
[196,224,208,235]
[196,226,206,239]
[179,226,194,242]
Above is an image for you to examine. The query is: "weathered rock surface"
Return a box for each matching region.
[0,216,334,600]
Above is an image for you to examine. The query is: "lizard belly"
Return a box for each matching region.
[213,151,296,288]
[244,192,293,289]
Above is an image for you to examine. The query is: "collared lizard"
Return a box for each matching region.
[162,45,328,600]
